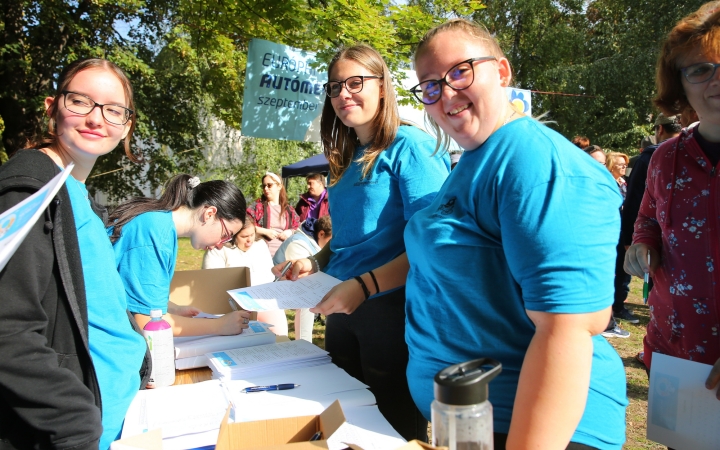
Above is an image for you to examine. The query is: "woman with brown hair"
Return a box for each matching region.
[0,59,149,449]
[247,171,300,257]
[276,43,450,440]
[625,1,720,386]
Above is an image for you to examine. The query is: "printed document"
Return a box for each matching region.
[227,271,341,311]
[0,163,74,272]
[647,352,720,449]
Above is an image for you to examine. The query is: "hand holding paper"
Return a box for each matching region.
[227,272,342,311]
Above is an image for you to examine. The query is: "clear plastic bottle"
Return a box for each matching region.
[142,309,175,388]
[431,358,502,450]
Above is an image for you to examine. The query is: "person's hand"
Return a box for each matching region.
[272,259,313,280]
[167,304,201,317]
[278,229,293,241]
[310,279,365,315]
[215,310,252,335]
[706,357,720,400]
[624,243,660,278]
[258,227,279,240]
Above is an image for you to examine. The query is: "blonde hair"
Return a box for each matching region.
[604,152,629,173]
[320,44,401,186]
[655,1,720,115]
[414,19,510,153]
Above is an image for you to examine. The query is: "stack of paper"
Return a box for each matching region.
[120,363,406,450]
[174,321,275,370]
[206,339,331,380]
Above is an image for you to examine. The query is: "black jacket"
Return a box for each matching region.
[0,150,150,450]
[621,143,659,246]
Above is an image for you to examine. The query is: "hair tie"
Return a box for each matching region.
[188,176,201,189]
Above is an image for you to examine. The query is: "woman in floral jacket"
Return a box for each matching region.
[625,2,720,375]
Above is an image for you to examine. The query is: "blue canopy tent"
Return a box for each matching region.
[281,153,329,179]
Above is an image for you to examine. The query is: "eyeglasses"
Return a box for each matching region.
[261,183,277,189]
[614,164,628,169]
[681,62,720,84]
[62,91,133,125]
[323,75,383,98]
[410,57,497,105]
[211,218,234,250]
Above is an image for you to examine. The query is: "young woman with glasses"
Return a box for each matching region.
[625,2,720,391]
[274,44,450,441]
[108,174,253,337]
[0,59,150,449]
[403,19,626,448]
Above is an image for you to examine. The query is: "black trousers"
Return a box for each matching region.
[325,287,428,442]
[613,241,632,312]
[493,433,598,449]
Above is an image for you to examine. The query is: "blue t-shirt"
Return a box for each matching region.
[404,118,627,449]
[109,211,178,315]
[66,176,146,449]
[325,125,450,282]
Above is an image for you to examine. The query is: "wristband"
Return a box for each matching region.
[308,255,320,274]
[354,276,370,300]
[368,270,380,295]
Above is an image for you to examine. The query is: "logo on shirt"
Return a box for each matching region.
[437,197,456,215]
[353,172,378,186]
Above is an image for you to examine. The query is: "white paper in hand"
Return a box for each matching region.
[227,271,342,311]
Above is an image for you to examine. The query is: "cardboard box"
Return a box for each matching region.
[169,267,256,319]
[215,400,346,450]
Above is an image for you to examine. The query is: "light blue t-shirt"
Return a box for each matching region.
[66,176,146,449]
[325,125,450,282]
[404,118,627,449]
[109,211,178,315]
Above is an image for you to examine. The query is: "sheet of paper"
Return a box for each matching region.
[0,163,74,272]
[121,381,228,440]
[328,405,407,450]
[227,271,342,311]
[174,321,274,358]
[647,352,720,450]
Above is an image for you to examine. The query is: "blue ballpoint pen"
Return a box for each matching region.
[242,383,300,393]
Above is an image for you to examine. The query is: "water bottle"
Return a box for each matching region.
[431,358,502,450]
[142,309,175,388]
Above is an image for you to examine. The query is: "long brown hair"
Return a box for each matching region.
[261,172,289,213]
[108,174,246,242]
[414,19,510,153]
[654,2,720,115]
[319,44,400,186]
[26,58,138,161]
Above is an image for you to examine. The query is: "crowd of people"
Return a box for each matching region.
[0,2,718,449]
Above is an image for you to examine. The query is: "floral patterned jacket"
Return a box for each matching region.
[246,200,300,231]
[634,127,719,369]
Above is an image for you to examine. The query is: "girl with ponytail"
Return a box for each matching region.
[109,174,253,336]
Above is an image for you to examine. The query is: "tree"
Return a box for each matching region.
[1,0,485,202]
[471,0,704,153]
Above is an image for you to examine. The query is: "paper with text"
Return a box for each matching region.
[647,352,720,450]
[0,163,74,272]
[227,271,342,311]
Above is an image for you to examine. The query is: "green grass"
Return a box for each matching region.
[176,237,655,448]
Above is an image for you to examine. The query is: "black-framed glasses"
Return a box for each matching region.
[410,57,497,105]
[323,75,383,98]
[62,91,134,125]
[681,62,720,84]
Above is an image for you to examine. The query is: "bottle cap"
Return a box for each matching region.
[434,358,502,406]
[150,309,163,319]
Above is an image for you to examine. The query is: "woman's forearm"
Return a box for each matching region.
[506,308,609,449]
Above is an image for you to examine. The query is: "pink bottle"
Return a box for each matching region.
[142,309,175,388]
